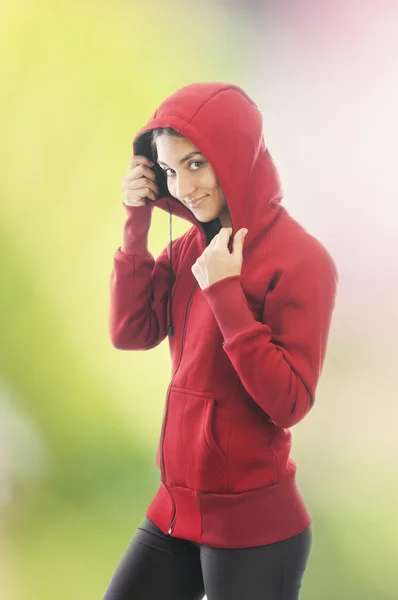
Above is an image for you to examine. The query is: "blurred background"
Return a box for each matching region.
[1,0,397,598]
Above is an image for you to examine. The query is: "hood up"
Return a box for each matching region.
[132,82,284,335]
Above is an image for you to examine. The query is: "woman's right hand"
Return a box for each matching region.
[120,155,159,206]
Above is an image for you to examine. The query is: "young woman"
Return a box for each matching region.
[106,82,338,599]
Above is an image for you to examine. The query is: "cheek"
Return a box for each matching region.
[200,171,218,192]
[166,178,176,194]
[219,189,227,205]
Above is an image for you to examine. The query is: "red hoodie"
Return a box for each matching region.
[109,82,338,549]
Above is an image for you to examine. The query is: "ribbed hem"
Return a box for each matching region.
[121,202,154,256]
[146,477,311,549]
[202,275,258,344]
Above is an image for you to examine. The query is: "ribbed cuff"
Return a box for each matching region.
[201,275,257,343]
[121,202,154,255]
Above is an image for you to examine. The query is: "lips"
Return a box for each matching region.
[187,195,208,208]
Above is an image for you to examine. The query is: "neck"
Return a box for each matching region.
[219,208,232,229]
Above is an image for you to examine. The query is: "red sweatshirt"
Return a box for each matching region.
[109,82,338,548]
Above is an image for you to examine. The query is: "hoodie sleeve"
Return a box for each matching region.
[201,242,338,428]
[108,203,174,350]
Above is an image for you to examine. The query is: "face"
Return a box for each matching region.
[156,134,231,227]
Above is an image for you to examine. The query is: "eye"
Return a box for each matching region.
[161,160,205,177]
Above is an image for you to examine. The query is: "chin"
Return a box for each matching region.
[196,213,220,223]
[194,206,221,222]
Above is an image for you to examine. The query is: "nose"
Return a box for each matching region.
[175,172,196,201]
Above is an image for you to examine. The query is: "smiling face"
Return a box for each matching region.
[155,134,232,228]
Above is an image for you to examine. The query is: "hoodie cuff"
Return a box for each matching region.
[121,202,155,255]
[202,275,258,343]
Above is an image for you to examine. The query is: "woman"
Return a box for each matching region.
[106,82,338,599]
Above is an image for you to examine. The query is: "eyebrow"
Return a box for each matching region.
[157,151,203,168]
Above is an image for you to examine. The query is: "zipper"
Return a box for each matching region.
[160,280,199,536]
[160,215,230,536]
[167,513,176,535]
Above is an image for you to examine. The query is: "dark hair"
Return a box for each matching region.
[150,127,184,161]
[150,126,221,244]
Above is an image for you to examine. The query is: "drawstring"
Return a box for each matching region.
[164,202,218,337]
[165,201,174,336]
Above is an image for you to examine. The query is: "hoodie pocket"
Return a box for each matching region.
[164,387,231,493]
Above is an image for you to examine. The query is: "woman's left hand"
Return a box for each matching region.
[192,227,248,290]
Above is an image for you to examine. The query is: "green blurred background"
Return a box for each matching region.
[1,1,397,598]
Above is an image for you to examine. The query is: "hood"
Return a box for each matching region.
[132,82,284,335]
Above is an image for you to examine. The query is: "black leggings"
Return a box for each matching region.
[103,516,313,600]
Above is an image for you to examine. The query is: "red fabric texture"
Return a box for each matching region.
[109,82,338,548]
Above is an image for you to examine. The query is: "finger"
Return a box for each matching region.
[127,176,158,194]
[137,187,157,202]
[128,164,157,182]
[130,155,154,170]
[214,227,233,249]
[123,177,158,196]
[142,189,157,202]
[206,235,218,250]
[130,189,156,203]
[123,198,146,206]
[124,184,157,203]
[232,228,248,256]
